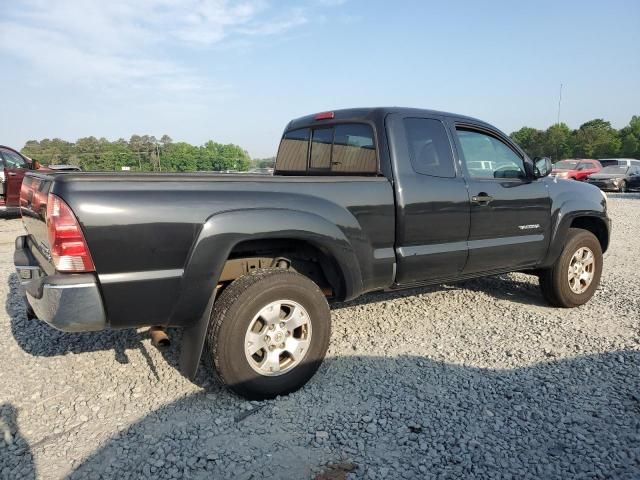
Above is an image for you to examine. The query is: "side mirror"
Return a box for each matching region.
[533,157,552,178]
[33,160,42,170]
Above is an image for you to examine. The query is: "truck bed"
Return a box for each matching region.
[19,171,396,329]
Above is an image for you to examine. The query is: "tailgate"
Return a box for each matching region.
[19,173,55,266]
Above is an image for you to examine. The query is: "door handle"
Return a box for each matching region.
[471,193,494,205]
[8,172,17,176]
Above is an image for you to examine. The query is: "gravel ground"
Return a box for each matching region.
[1,196,639,480]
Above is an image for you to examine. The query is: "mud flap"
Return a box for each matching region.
[178,289,218,379]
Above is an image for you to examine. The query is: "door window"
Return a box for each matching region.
[404,118,455,177]
[1,150,28,169]
[456,129,526,179]
[577,162,593,171]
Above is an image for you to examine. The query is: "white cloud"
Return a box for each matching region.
[0,0,320,96]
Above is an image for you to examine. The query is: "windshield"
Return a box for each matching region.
[600,166,629,174]
[554,160,579,169]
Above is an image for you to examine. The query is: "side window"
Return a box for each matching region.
[2,150,28,169]
[276,128,310,172]
[404,118,455,178]
[332,124,377,173]
[310,128,333,170]
[456,129,526,179]
[577,162,591,171]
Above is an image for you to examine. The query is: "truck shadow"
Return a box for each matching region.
[4,279,639,478]
[332,272,548,311]
[4,350,633,479]
[5,273,160,376]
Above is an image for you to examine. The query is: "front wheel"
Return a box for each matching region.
[206,269,331,399]
[538,228,603,308]
[619,180,628,193]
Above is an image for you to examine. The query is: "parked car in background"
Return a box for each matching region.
[46,164,82,172]
[586,165,640,192]
[0,145,39,214]
[551,159,602,181]
[598,158,640,168]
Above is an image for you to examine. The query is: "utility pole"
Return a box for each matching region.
[555,83,563,162]
[557,83,563,125]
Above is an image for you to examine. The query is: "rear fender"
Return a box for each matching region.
[174,208,362,378]
[172,208,362,327]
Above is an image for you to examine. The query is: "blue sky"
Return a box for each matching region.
[1,0,638,158]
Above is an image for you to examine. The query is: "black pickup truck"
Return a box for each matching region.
[14,108,610,399]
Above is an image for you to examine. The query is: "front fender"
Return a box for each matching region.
[168,208,364,327]
[540,180,610,267]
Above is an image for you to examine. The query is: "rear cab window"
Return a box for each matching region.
[276,128,310,173]
[276,123,377,175]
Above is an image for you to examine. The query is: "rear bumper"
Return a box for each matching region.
[14,235,106,332]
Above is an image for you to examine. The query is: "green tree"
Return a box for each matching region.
[162,142,198,171]
[619,134,638,157]
[543,123,573,161]
[510,127,546,158]
[573,119,621,158]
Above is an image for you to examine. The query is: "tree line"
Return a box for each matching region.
[19,114,640,173]
[510,115,640,161]
[21,135,251,172]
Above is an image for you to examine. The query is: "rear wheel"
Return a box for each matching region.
[538,228,602,307]
[206,269,331,399]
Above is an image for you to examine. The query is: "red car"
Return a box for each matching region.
[551,159,602,181]
[0,145,41,214]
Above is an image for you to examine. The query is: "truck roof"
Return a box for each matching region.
[286,107,492,131]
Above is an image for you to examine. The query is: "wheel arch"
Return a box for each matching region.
[569,216,610,253]
[541,211,610,269]
[174,208,363,379]
[172,208,363,326]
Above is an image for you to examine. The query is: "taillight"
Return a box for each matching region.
[46,194,95,272]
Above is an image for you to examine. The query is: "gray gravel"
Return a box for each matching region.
[1,196,639,479]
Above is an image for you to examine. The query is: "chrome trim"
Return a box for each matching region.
[99,268,184,284]
[43,283,96,289]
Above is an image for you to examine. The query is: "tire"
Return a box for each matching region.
[619,180,628,193]
[206,268,331,400]
[538,228,603,308]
